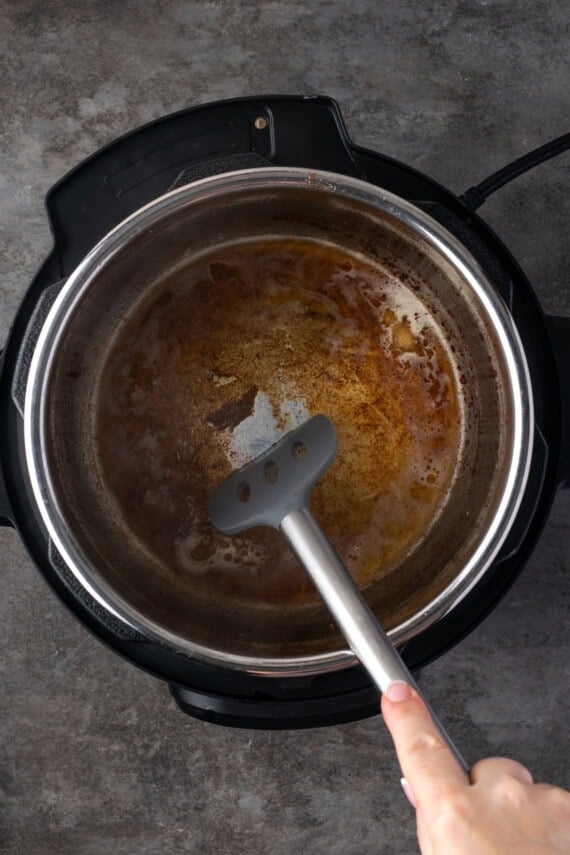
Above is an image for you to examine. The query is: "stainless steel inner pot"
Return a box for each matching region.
[24,168,533,676]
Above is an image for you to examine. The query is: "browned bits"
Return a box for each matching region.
[95,237,460,607]
[207,385,258,430]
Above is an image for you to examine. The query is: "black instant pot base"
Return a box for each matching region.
[0,96,561,728]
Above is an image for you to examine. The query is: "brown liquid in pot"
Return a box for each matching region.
[95,237,461,607]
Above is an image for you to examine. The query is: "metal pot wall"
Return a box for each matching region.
[23,167,533,677]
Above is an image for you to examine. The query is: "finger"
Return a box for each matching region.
[381,681,468,811]
[470,757,534,786]
[416,808,434,855]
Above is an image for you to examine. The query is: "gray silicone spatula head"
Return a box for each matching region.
[208,414,338,533]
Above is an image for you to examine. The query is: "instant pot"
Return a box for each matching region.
[1,96,568,727]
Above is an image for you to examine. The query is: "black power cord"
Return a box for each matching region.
[460,132,570,210]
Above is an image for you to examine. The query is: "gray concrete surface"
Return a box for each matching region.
[0,1,568,853]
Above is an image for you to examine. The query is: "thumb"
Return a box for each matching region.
[381,681,468,815]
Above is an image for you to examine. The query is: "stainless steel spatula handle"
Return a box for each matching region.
[280,506,469,775]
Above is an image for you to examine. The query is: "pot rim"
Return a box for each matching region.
[23,166,534,676]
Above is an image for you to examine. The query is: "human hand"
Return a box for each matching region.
[381,681,570,854]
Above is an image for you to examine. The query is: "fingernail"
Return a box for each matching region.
[386,681,412,702]
[400,776,417,809]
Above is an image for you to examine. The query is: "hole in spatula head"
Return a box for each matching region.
[263,460,279,485]
[292,440,308,460]
[237,481,251,503]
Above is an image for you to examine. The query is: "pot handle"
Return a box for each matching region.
[169,152,273,191]
[0,349,15,526]
[0,279,66,527]
[10,279,66,418]
[547,314,570,486]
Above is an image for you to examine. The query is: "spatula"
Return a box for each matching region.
[209,414,468,773]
